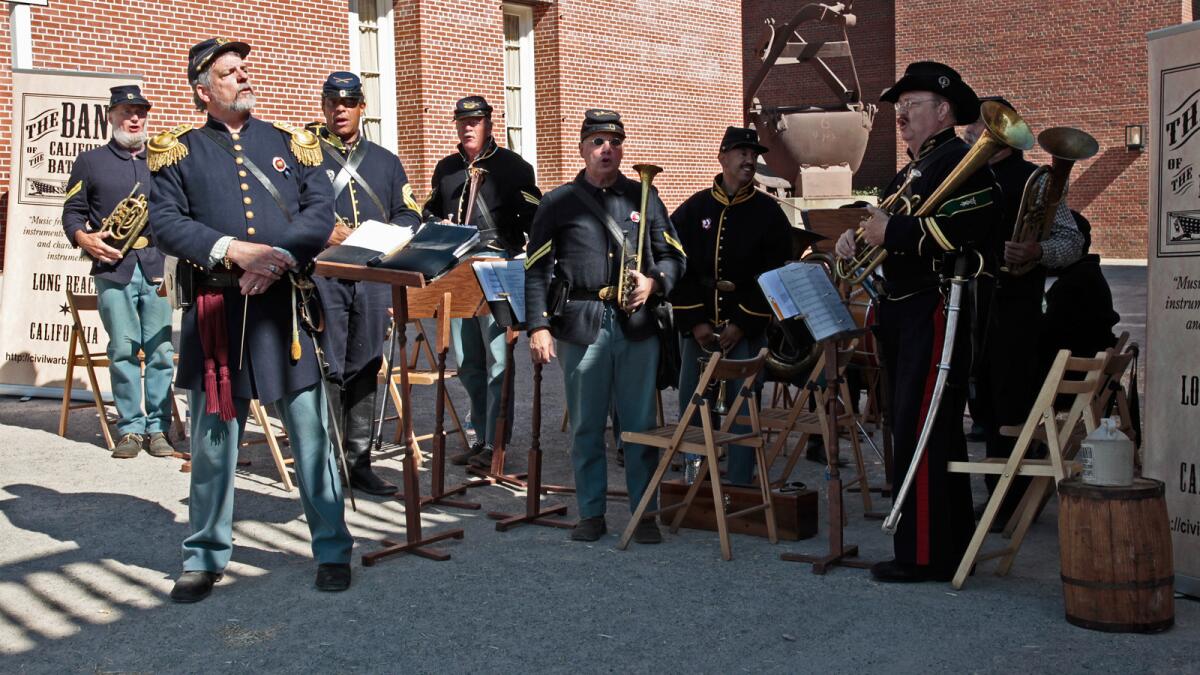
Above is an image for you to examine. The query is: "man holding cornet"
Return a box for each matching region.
[835,62,1003,583]
[62,84,175,460]
[525,109,685,544]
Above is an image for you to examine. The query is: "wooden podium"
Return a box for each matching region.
[314,260,464,564]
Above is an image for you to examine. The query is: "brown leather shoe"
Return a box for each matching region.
[570,517,607,542]
[632,518,663,544]
[146,432,175,458]
[111,433,143,459]
[449,442,486,466]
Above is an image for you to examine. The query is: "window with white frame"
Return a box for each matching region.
[502,4,537,171]
[349,0,398,152]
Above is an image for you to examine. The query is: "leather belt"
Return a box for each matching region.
[197,270,241,288]
[568,286,617,302]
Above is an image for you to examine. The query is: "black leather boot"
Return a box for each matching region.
[341,371,397,496]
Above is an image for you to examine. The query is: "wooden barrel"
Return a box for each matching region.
[1058,477,1174,633]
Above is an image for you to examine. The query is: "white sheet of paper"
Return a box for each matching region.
[340,220,414,254]
[472,260,526,324]
[757,268,800,320]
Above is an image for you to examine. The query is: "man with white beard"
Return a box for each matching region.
[62,84,176,461]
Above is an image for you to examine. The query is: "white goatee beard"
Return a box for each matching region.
[112,128,148,150]
[230,92,256,113]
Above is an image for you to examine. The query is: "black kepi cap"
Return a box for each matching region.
[109,84,151,109]
[454,96,493,120]
[580,109,625,140]
[881,61,980,125]
[323,71,364,101]
[720,126,768,154]
[188,38,251,84]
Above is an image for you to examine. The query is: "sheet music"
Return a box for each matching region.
[341,220,414,254]
[472,260,525,324]
[758,262,856,342]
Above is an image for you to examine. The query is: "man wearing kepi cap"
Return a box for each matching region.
[150,38,353,603]
[424,96,542,469]
[669,126,791,486]
[834,61,1002,582]
[62,84,175,461]
[525,109,686,543]
[308,72,422,496]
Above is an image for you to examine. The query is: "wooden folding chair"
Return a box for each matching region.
[58,289,186,450]
[242,399,295,491]
[381,320,470,460]
[947,349,1109,589]
[617,348,776,561]
[1090,335,1139,444]
[743,338,874,512]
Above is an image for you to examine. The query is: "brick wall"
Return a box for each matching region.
[742,0,896,192]
[895,1,1191,259]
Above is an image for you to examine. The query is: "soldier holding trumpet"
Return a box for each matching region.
[835,62,1004,582]
[62,84,176,460]
[525,109,686,544]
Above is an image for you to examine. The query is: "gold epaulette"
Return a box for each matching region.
[272,121,322,166]
[147,124,194,172]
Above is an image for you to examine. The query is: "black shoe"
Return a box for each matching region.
[467,446,495,469]
[570,516,607,542]
[169,571,222,603]
[632,518,662,544]
[349,467,398,496]
[804,437,846,467]
[450,442,486,466]
[315,563,352,592]
[870,559,951,583]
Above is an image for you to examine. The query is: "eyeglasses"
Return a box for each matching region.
[894,98,942,114]
[590,137,623,147]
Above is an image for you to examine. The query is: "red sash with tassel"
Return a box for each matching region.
[196,288,238,421]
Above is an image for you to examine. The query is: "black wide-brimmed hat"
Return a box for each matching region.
[580,109,625,140]
[454,96,493,120]
[719,126,768,154]
[881,61,979,125]
[188,38,251,84]
[109,84,151,109]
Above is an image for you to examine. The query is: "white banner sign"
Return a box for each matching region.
[0,70,138,397]
[1146,21,1200,598]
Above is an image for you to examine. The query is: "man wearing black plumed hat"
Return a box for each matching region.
[834,61,1003,583]
[524,109,685,544]
[669,126,792,486]
[62,84,176,461]
[306,71,422,496]
[424,95,542,470]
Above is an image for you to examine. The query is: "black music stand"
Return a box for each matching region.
[314,261,464,564]
[759,262,874,574]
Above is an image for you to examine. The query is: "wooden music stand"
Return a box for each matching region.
[463,330,528,490]
[401,261,495,510]
[314,260,464,564]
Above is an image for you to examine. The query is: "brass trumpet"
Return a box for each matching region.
[1002,126,1098,276]
[85,182,149,260]
[834,101,1036,285]
[616,163,663,311]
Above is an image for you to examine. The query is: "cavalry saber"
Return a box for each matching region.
[882,255,970,535]
[309,333,357,512]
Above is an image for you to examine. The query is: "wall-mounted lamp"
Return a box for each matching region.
[1125,124,1145,151]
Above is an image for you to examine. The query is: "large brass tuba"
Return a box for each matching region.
[1002,126,1098,276]
[86,182,149,259]
[834,101,1036,285]
[616,163,662,311]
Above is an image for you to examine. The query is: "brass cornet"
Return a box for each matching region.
[85,182,149,260]
[834,101,1036,285]
[616,163,662,311]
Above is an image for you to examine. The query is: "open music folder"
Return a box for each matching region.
[758,262,856,341]
[471,259,525,328]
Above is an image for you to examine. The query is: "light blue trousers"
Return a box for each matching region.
[559,307,660,519]
[677,332,765,485]
[93,263,175,435]
[182,384,353,572]
[451,312,511,445]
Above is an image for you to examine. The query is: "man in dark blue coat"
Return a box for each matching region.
[63,85,175,460]
[149,38,353,603]
[309,72,422,496]
[525,109,686,543]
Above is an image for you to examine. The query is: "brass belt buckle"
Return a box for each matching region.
[131,236,150,250]
[597,286,617,301]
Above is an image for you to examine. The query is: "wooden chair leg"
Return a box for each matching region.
[951,455,1026,589]
[82,352,114,450]
[755,444,779,544]
[705,448,733,561]
[443,389,470,450]
[772,431,809,488]
[58,331,78,437]
[253,400,295,492]
[847,417,872,512]
[617,444,676,551]
[671,453,710,533]
[170,389,187,441]
[995,478,1053,576]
